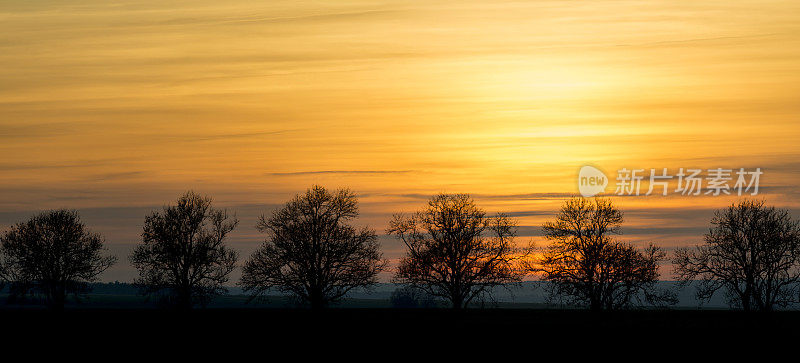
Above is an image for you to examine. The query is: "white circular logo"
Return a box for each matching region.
[578,166,608,197]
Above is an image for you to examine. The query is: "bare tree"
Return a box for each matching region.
[388,193,527,309]
[531,197,675,310]
[674,200,800,311]
[240,185,386,309]
[0,210,116,310]
[130,191,238,309]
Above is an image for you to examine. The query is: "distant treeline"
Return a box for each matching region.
[0,281,735,309]
[0,281,138,296]
[1,185,798,312]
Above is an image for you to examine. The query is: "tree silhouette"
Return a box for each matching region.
[674,200,800,311]
[240,185,386,309]
[531,197,675,310]
[0,210,116,310]
[388,193,526,309]
[130,191,238,309]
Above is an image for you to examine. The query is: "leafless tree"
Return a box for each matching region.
[240,186,386,309]
[388,193,527,309]
[531,197,675,310]
[0,210,116,310]
[674,200,800,311]
[130,191,238,309]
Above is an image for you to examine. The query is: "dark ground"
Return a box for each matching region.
[1,287,796,347]
[3,308,798,342]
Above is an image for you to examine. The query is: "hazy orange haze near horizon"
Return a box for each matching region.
[2,0,800,281]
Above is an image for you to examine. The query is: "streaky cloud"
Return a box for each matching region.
[269,170,415,176]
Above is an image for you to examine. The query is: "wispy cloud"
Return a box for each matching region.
[191,129,301,142]
[91,171,146,181]
[268,170,415,176]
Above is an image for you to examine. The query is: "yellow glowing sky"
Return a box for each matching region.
[2,0,800,280]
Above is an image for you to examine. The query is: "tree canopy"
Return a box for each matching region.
[240,185,386,309]
[388,193,526,309]
[674,200,800,311]
[532,197,675,310]
[130,191,238,309]
[0,210,116,310]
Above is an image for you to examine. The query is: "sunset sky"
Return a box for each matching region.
[2,0,800,281]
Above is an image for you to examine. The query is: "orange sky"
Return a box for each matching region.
[2,0,800,281]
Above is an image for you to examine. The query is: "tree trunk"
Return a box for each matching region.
[176,285,192,310]
[309,288,325,310]
[450,292,464,309]
[741,297,751,312]
[589,291,602,311]
[740,286,752,312]
[310,298,325,310]
[48,284,66,311]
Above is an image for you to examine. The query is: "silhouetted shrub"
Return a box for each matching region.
[0,210,116,310]
[389,193,527,309]
[130,191,238,310]
[240,185,386,309]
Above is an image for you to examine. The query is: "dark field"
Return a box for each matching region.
[1,284,796,343]
[2,302,798,343]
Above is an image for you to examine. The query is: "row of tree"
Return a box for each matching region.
[1,185,798,312]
